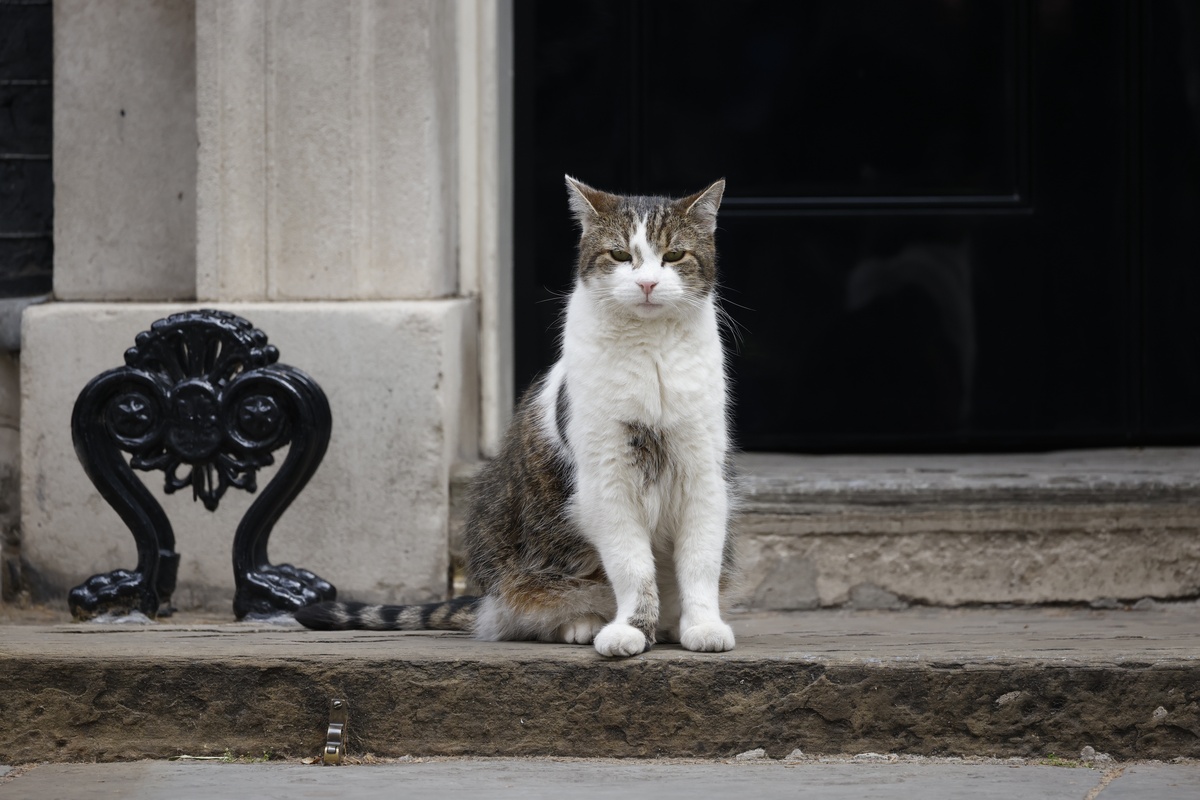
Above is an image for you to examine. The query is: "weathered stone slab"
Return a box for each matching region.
[1,606,1196,763]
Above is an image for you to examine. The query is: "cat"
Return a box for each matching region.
[295,176,737,657]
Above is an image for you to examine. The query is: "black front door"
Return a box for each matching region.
[514,0,1200,452]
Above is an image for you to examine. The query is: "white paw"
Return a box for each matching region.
[556,614,607,645]
[593,622,649,658]
[680,620,735,652]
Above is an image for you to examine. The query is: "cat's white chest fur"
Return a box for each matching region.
[557,284,727,433]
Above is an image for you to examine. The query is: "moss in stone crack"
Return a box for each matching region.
[1038,753,1089,768]
[223,749,274,763]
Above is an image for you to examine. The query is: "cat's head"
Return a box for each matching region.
[565,176,725,319]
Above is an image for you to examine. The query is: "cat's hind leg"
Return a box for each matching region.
[548,613,608,644]
[479,574,614,644]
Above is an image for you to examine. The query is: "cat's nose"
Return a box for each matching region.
[637,279,658,297]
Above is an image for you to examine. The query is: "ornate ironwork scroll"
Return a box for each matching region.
[68,309,336,620]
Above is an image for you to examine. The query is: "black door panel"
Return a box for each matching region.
[515,0,1196,451]
[1142,0,1200,441]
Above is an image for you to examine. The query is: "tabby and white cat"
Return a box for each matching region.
[296,177,736,657]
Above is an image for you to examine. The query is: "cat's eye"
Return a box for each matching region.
[663,249,686,263]
[610,249,633,262]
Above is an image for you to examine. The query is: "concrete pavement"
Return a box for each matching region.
[2,757,1199,800]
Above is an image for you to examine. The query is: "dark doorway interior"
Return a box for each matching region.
[514,0,1200,452]
[0,0,53,298]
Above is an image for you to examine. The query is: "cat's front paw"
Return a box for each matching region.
[594,622,651,657]
[556,614,608,645]
[680,620,735,652]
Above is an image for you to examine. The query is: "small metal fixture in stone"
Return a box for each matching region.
[68,309,336,620]
[323,699,349,765]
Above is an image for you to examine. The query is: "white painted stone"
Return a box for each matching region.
[20,301,477,612]
[53,0,197,301]
[194,0,266,303]
[457,0,515,456]
[197,0,458,302]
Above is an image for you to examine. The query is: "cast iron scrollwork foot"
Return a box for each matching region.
[67,548,179,620]
[68,569,152,620]
[234,563,336,619]
[67,551,177,620]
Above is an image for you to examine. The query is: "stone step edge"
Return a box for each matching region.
[3,640,1195,763]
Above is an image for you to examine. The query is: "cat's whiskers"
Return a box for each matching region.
[537,287,572,303]
[714,302,748,353]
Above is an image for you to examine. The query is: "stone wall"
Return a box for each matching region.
[7,0,511,613]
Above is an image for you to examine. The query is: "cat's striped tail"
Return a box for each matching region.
[293,596,479,632]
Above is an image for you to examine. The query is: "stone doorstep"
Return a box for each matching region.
[1,605,1198,764]
[734,449,1200,609]
[453,448,1200,609]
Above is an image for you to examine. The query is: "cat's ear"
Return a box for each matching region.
[565,175,618,233]
[679,179,726,234]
